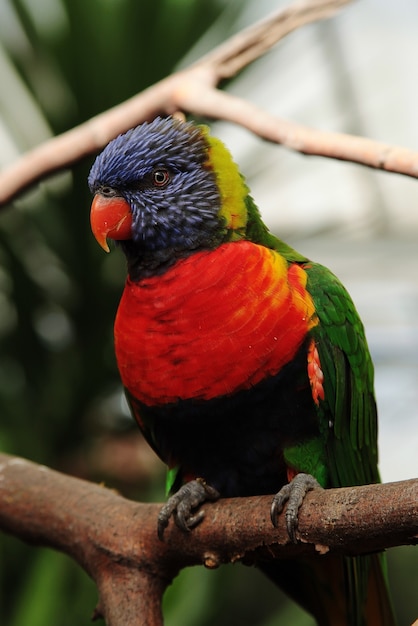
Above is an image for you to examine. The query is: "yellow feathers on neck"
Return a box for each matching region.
[201,127,248,234]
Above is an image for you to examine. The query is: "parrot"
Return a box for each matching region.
[88,116,396,626]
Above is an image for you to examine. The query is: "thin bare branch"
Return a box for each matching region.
[0,0,372,207]
[194,0,352,79]
[173,86,418,177]
[5,0,417,207]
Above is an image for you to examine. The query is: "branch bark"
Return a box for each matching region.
[191,0,352,79]
[0,454,417,625]
[2,0,418,208]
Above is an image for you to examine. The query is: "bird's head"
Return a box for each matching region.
[88,117,250,276]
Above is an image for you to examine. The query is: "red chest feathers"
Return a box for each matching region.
[114,241,316,405]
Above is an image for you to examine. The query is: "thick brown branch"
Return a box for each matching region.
[0,454,417,625]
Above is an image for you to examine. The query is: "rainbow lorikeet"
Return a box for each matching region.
[88,117,395,625]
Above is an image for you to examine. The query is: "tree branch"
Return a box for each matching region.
[191,0,352,79]
[4,0,418,208]
[171,86,418,178]
[0,454,417,625]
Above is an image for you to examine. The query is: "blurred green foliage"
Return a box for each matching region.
[0,1,415,625]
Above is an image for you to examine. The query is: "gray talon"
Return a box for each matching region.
[270,473,321,543]
[158,478,219,540]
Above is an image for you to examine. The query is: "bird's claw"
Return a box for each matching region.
[270,473,321,543]
[157,478,220,540]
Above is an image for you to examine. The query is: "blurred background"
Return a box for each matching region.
[0,0,416,624]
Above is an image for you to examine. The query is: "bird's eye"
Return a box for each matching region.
[100,186,118,198]
[152,169,170,188]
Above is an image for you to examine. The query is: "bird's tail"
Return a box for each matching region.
[260,552,396,626]
[363,553,397,626]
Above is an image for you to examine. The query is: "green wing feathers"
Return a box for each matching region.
[305,262,379,489]
[303,263,395,626]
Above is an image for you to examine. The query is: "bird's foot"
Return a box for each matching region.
[270,473,321,543]
[158,478,220,540]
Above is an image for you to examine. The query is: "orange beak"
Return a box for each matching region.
[90,194,133,253]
